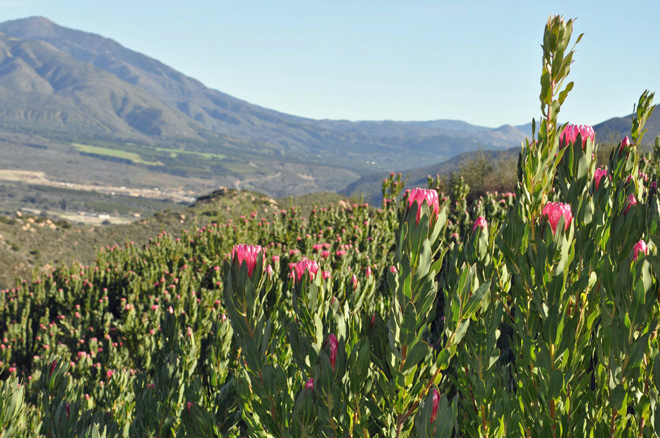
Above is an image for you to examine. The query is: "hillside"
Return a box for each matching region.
[342,147,520,203]
[0,33,201,139]
[594,109,660,144]
[0,17,530,154]
[0,188,350,289]
[0,16,531,208]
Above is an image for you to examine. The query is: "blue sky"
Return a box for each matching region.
[2,0,658,127]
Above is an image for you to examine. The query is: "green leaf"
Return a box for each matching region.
[611,384,626,413]
[463,280,491,318]
[401,301,418,348]
[402,341,430,375]
[548,369,563,399]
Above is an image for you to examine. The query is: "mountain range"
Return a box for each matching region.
[0,17,656,200]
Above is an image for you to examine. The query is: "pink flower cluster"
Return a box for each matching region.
[473,216,488,232]
[620,136,632,152]
[542,202,573,235]
[430,388,441,424]
[593,168,608,190]
[559,124,595,149]
[231,244,264,277]
[326,334,338,371]
[291,258,320,282]
[624,194,637,216]
[407,188,440,224]
[633,240,648,261]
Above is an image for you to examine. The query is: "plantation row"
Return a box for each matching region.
[1,16,660,437]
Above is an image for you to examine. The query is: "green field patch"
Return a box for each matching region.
[149,146,226,161]
[72,143,163,166]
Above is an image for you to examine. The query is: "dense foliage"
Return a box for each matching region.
[1,15,660,437]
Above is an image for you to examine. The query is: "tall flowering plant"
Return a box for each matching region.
[497,15,660,437]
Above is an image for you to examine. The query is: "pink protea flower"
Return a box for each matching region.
[430,388,441,424]
[473,216,488,232]
[594,168,608,190]
[633,240,648,261]
[305,378,314,391]
[620,136,632,152]
[365,266,372,277]
[291,258,320,282]
[322,271,331,280]
[542,202,573,235]
[407,188,440,224]
[624,194,637,216]
[351,274,358,290]
[186,401,193,413]
[559,124,595,148]
[326,334,338,372]
[231,244,264,277]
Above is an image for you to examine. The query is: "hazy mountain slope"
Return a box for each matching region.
[0,33,201,139]
[342,147,519,203]
[0,16,539,205]
[0,17,345,152]
[0,17,529,154]
[317,120,528,149]
[594,111,660,144]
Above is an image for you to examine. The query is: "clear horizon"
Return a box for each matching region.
[2,0,659,128]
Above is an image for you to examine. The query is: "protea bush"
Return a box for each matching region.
[0,14,659,438]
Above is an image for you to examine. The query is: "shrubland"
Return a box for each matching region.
[0,15,660,437]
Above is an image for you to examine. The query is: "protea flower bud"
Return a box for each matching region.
[49,359,57,378]
[326,334,338,372]
[66,401,70,418]
[559,124,595,149]
[594,168,608,190]
[624,194,637,216]
[542,202,573,235]
[187,401,193,413]
[620,136,632,152]
[305,378,314,391]
[231,244,264,277]
[291,258,320,282]
[407,188,440,224]
[351,274,358,290]
[430,388,441,424]
[633,240,648,261]
[472,216,488,232]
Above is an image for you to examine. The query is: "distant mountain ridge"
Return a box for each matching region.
[0,17,529,154]
[0,31,201,139]
[3,16,652,201]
